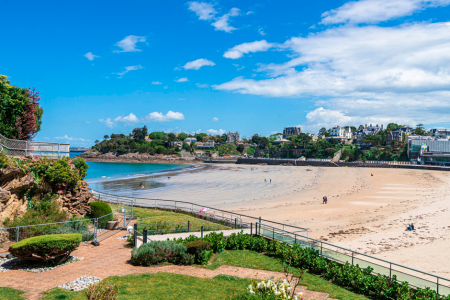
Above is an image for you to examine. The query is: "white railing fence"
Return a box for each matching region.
[0,134,69,158]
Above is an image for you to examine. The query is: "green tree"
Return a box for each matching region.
[103,135,109,140]
[178,132,188,141]
[414,124,428,136]
[236,144,245,153]
[318,127,329,137]
[358,125,364,130]
[0,75,44,140]
[94,140,99,144]
[387,123,399,131]
[167,133,176,142]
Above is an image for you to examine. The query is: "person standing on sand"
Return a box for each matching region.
[323,196,327,204]
[270,179,272,183]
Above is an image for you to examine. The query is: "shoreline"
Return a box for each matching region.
[76,151,202,165]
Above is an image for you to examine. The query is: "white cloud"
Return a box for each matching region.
[206,129,226,135]
[196,83,209,88]
[321,0,450,24]
[114,113,139,123]
[145,111,185,122]
[183,58,216,70]
[114,35,146,53]
[99,118,116,128]
[212,7,240,32]
[258,28,266,36]
[54,135,87,141]
[215,21,450,129]
[115,65,143,77]
[84,52,99,61]
[223,40,275,59]
[176,77,189,82]
[85,121,91,124]
[188,2,241,33]
[246,11,254,15]
[212,117,219,121]
[152,81,163,85]
[188,1,217,20]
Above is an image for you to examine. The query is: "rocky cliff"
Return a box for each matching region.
[0,158,95,224]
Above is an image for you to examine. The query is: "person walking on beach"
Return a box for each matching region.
[270,179,272,183]
[323,196,327,204]
[139,182,143,189]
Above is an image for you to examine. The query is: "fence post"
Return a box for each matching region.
[437,278,439,295]
[123,208,126,228]
[273,228,275,240]
[235,218,237,229]
[294,234,297,245]
[134,223,137,246]
[143,229,148,244]
[389,263,392,279]
[352,252,354,265]
[250,223,253,235]
[201,226,203,238]
[15,226,19,243]
[188,221,190,232]
[320,242,323,255]
[154,200,156,210]
[94,219,98,243]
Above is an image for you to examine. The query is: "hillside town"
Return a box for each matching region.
[89,123,450,166]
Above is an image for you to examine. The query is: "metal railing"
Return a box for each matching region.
[0,133,70,158]
[91,190,309,236]
[0,200,134,255]
[256,222,450,296]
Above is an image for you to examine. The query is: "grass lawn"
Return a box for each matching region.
[0,287,25,300]
[204,250,369,300]
[41,273,250,300]
[111,204,230,233]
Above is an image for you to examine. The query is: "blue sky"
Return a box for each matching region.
[2,0,450,146]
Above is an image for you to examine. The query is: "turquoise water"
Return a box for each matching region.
[69,152,192,195]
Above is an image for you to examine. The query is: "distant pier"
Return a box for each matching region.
[69,147,90,152]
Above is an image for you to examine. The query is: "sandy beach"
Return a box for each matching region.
[135,164,450,278]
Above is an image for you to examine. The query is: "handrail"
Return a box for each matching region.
[0,133,70,158]
[258,222,450,282]
[91,190,309,232]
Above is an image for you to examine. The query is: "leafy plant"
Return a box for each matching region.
[85,281,118,300]
[89,202,113,228]
[9,233,81,263]
[185,240,212,264]
[131,240,194,266]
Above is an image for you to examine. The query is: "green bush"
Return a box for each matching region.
[52,218,94,241]
[90,202,113,228]
[45,158,80,186]
[174,232,450,300]
[131,240,194,266]
[9,234,81,263]
[3,199,68,239]
[73,157,89,178]
[185,240,212,264]
[85,281,118,300]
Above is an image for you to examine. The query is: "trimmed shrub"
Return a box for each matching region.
[9,234,81,263]
[90,202,113,228]
[131,240,194,266]
[85,281,118,300]
[185,240,212,265]
[185,240,210,255]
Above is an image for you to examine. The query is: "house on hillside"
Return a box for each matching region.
[386,130,403,145]
[283,127,301,139]
[357,124,384,145]
[185,137,197,144]
[227,132,240,143]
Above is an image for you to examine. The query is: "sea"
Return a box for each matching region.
[69,152,193,196]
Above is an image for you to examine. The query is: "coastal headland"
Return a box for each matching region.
[126,164,450,278]
[78,151,198,164]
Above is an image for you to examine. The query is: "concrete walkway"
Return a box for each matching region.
[136,228,251,247]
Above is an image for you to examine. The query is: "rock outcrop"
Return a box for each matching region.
[78,150,197,164]
[0,162,95,224]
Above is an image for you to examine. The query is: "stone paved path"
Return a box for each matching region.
[0,230,333,300]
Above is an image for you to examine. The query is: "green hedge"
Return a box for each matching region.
[131,240,194,266]
[174,232,450,300]
[90,202,113,228]
[9,234,82,262]
[185,240,212,265]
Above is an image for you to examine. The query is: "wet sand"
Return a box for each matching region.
[136,164,450,277]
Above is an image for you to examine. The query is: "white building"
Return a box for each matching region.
[330,125,352,140]
[185,137,197,144]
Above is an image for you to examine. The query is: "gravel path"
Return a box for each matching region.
[58,276,102,291]
[0,256,83,273]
